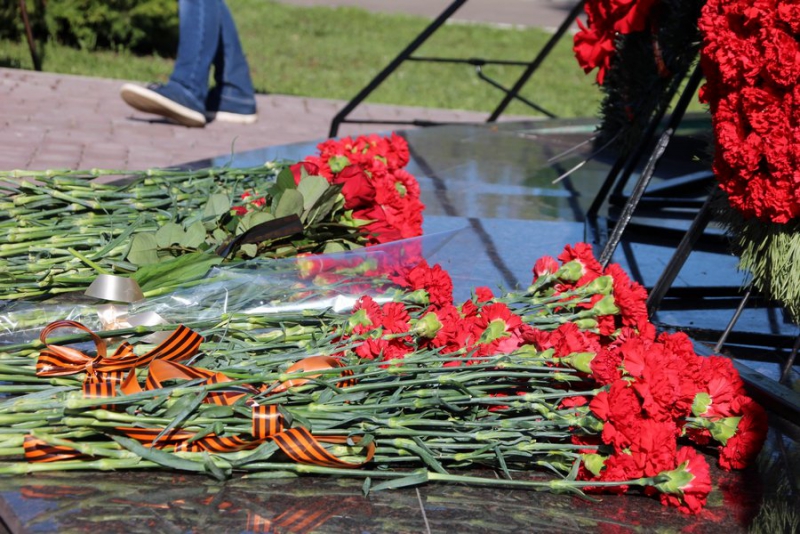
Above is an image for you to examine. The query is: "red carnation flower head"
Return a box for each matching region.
[385,133,411,170]
[532,255,560,281]
[629,419,679,478]
[347,295,382,335]
[469,302,529,357]
[604,263,649,333]
[390,260,454,309]
[718,398,768,470]
[590,379,645,450]
[558,243,605,286]
[474,286,495,302]
[573,0,658,85]
[656,447,712,515]
[379,301,412,334]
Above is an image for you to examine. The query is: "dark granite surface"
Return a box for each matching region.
[1,119,798,533]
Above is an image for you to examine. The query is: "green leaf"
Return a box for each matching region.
[131,252,222,292]
[156,391,207,446]
[276,166,297,191]
[370,471,429,492]
[236,210,275,235]
[231,441,280,468]
[203,194,231,220]
[202,452,231,481]
[127,233,160,266]
[212,228,228,243]
[323,241,346,254]
[297,175,330,211]
[305,185,344,226]
[275,189,304,218]
[239,243,258,258]
[184,221,207,248]
[110,435,206,473]
[155,222,186,248]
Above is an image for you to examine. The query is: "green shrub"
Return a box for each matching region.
[2,0,178,56]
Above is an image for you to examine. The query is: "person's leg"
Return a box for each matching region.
[169,0,221,108]
[120,0,220,127]
[206,0,258,122]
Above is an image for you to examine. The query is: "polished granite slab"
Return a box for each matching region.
[1,119,798,533]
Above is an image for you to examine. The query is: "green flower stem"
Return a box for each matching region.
[0,458,158,475]
[426,472,654,492]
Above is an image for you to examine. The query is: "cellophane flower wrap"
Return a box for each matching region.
[0,243,766,516]
[0,133,423,301]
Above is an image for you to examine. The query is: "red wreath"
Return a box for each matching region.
[699,0,800,224]
[574,0,659,84]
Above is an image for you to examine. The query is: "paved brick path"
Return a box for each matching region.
[1,68,529,171]
[2,0,573,172]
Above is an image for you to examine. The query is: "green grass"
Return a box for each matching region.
[1,0,604,117]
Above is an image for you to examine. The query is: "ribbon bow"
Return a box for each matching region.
[28,322,372,469]
[36,320,203,381]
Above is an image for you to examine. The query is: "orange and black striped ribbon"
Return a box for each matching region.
[30,322,373,468]
[36,321,203,379]
[23,436,88,463]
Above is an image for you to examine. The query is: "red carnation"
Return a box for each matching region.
[657,447,712,515]
[718,398,768,470]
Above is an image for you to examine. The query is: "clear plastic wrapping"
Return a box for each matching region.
[0,229,462,344]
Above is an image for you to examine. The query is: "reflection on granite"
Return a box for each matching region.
[2,119,799,532]
[0,426,795,533]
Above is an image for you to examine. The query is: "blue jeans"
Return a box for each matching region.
[168,0,256,112]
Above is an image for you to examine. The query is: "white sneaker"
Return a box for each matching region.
[120,83,207,128]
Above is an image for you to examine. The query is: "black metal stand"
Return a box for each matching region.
[20,0,42,71]
[328,0,586,138]
[645,190,720,315]
[597,64,705,266]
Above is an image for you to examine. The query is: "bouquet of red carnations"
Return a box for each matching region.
[0,133,423,301]
[0,243,765,515]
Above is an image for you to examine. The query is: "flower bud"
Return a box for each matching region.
[582,453,606,477]
[707,416,741,445]
[691,392,711,417]
[561,352,596,374]
[582,275,613,295]
[591,295,620,316]
[412,312,443,338]
[574,318,598,329]
[404,289,430,305]
[556,260,583,282]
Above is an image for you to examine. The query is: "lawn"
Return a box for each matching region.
[1,0,606,118]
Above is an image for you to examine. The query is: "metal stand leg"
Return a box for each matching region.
[781,335,800,385]
[597,64,704,266]
[328,0,469,137]
[645,190,720,316]
[486,0,586,122]
[20,0,42,71]
[713,285,753,353]
[587,63,702,221]
[599,128,673,267]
